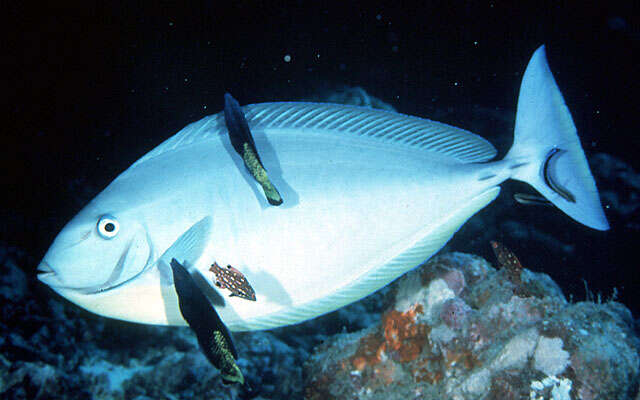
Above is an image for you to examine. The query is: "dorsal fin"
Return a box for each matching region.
[133,102,497,167]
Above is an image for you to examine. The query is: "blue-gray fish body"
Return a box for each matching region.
[38,46,608,332]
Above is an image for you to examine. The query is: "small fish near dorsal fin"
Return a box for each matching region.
[224,93,283,206]
[157,216,213,285]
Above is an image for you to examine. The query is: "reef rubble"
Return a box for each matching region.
[304,252,640,400]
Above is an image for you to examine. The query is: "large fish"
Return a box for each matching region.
[38,46,609,332]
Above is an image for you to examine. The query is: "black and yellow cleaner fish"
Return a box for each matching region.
[170,258,244,385]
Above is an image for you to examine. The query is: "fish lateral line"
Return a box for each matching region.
[224,93,283,206]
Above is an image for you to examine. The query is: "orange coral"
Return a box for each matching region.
[373,361,396,386]
[411,350,445,384]
[350,303,428,374]
[350,332,385,371]
[383,304,428,362]
[443,344,477,370]
[413,367,444,385]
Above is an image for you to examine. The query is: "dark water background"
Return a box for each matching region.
[4,2,639,315]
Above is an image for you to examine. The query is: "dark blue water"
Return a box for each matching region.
[2,2,639,398]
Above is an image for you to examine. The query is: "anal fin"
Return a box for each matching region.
[157,216,213,285]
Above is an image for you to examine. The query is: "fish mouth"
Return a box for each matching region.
[37,260,54,275]
[37,260,64,287]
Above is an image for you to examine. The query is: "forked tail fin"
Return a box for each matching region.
[505,45,609,230]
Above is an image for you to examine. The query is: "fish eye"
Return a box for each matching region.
[97,215,119,239]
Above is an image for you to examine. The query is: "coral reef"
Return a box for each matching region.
[304,253,640,400]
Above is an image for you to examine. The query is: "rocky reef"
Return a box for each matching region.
[304,252,640,400]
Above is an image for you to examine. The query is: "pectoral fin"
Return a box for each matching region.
[224,93,283,206]
[157,216,213,285]
[170,258,244,385]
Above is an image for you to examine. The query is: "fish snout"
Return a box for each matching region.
[37,260,64,287]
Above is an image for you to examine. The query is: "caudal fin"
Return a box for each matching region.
[505,45,609,230]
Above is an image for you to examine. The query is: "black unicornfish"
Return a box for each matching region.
[170,258,244,385]
[223,93,283,205]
